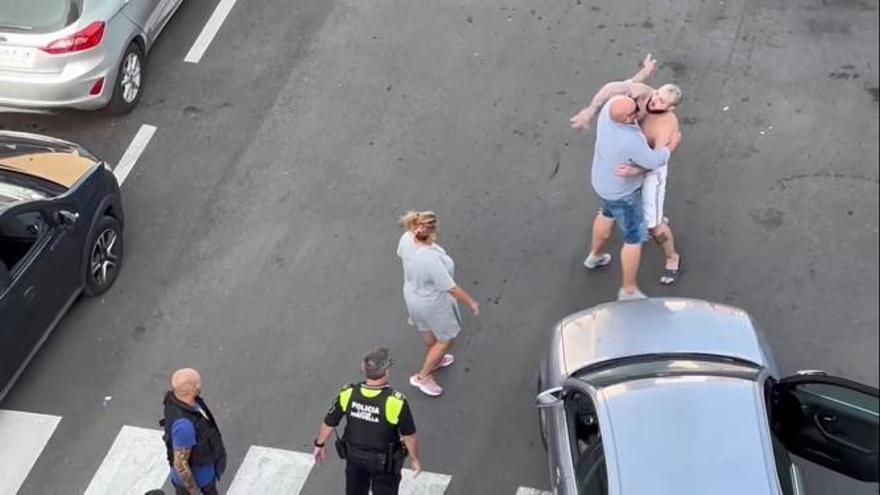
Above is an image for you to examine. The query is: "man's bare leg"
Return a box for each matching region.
[585,213,615,268]
[650,222,679,270]
[620,243,643,295]
[590,213,614,256]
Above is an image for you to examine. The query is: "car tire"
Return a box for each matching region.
[83,216,124,297]
[106,43,144,115]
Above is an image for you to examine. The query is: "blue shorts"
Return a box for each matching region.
[599,189,648,244]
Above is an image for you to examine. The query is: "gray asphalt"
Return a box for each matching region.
[1,0,878,493]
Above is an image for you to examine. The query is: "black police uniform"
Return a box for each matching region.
[160,391,227,495]
[324,382,416,495]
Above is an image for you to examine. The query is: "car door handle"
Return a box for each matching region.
[813,413,874,454]
[24,286,37,303]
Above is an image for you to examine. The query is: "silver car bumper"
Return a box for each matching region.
[0,53,115,110]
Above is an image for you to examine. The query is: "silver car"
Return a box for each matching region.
[537,298,879,494]
[0,0,182,113]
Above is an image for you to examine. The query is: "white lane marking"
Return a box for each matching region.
[399,468,452,494]
[114,124,156,185]
[0,410,62,495]
[83,426,167,495]
[184,0,239,63]
[0,106,54,115]
[227,446,314,495]
[516,488,552,495]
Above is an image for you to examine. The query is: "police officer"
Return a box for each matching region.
[313,347,422,495]
[160,368,227,495]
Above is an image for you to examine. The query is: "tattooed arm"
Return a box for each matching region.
[174,448,199,495]
[570,54,658,131]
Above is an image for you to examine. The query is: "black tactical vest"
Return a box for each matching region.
[161,391,227,476]
[341,384,406,451]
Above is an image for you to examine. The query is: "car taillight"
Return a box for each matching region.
[42,21,105,55]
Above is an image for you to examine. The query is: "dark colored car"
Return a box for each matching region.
[0,130,124,401]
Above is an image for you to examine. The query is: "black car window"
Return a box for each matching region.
[566,391,609,495]
[771,435,797,495]
[0,210,49,273]
[0,0,82,33]
[575,440,607,495]
[0,258,10,290]
[576,355,760,388]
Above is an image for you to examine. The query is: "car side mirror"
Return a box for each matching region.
[536,387,563,408]
[57,210,79,227]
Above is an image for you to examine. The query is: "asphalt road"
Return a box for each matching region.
[1,0,878,493]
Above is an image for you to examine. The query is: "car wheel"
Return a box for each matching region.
[106,43,144,115]
[83,216,124,296]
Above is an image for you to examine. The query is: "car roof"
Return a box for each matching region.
[0,131,97,208]
[559,298,772,375]
[599,375,779,495]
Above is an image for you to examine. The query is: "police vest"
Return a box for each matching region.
[339,383,407,451]
[161,391,228,474]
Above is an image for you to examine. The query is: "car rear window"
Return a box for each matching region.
[0,0,82,34]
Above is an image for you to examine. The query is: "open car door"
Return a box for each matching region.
[771,373,879,482]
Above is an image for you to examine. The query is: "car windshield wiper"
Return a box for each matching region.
[0,24,33,31]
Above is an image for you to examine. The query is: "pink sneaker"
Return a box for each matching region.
[434,354,455,370]
[409,374,443,397]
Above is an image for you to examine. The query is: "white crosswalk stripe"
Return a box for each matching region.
[227,445,314,494]
[0,410,548,494]
[83,426,168,495]
[515,487,552,495]
[399,468,452,494]
[0,410,61,495]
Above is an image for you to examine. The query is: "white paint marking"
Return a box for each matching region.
[399,468,452,494]
[0,410,62,495]
[227,446,314,495]
[83,426,167,495]
[516,488,552,495]
[114,124,156,185]
[0,106,54,115]
[184,0,239,63]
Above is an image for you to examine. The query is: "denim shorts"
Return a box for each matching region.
[599,188,648,244]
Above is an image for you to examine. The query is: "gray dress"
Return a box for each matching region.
[402,242,462,340]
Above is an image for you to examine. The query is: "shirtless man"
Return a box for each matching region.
[571,54,684,285]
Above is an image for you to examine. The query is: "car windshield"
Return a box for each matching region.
[0,0,81,33]
[0,171,58,204]
[0,181,47,204]
[575,354,761,388]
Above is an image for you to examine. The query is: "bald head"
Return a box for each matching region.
[610,97,639,124]
[171,368,202,402]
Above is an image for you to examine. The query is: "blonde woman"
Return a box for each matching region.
[398,211,479,397]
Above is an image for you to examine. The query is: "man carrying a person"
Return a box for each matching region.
[572,54,684,285]
[580,91,680,299]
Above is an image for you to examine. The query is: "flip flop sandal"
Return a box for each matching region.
[660,257,682,285]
